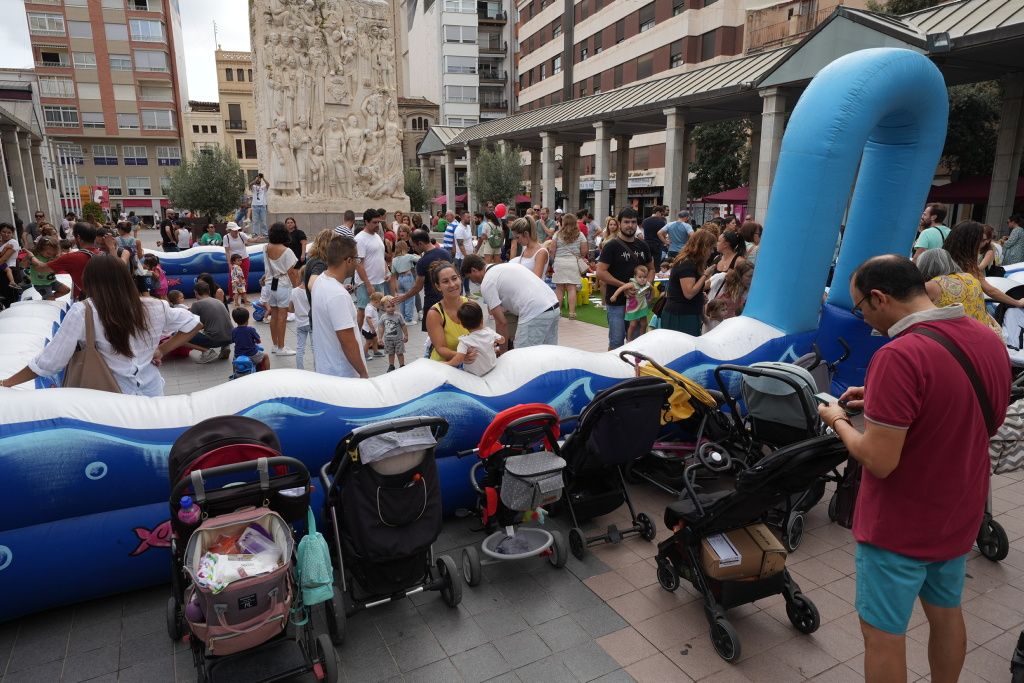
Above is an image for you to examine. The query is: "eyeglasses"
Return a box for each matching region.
[851,293,870,319]
[348,256,364,264]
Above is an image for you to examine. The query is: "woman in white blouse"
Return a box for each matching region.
[0,256,201,396]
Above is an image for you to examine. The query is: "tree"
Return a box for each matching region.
[404,168,430,212]
[467,143,523,208]
[688,119,751,200]
[943,82,1001,177]
[166,147,245,220]
[866,0,938,13]
[81,201,105,225]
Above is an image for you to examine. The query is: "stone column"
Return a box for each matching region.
[986,74,1024,231]
[561,142,580,214]
[540,132,556,212]
[663,108,690,215]
[444,149,456,213]
[755,88,787,223]
[30,141,49,219]
[464,145,475,212]
[419,155,431,197]
[1,127,31,223]
[747,120,762,219]
[530,151,542,204]
[593,122,612,221]
[0,140,13,225]
[614,134,631,213]
[19,134,39,220]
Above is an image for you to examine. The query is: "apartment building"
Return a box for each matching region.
[182,100,221,162]
[24,0,188,219]
[215,50,259,185]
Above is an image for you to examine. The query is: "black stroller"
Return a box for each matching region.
[655,433,849,662]
[558,375,673,559]
[165,415,337,683]
[320,416,461,644]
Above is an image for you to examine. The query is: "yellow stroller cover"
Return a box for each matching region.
[636,361,718,424]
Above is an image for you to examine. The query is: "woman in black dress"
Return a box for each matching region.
[661,230,717,337]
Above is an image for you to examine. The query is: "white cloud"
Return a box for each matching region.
[0,0,34,69]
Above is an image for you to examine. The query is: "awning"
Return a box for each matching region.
[514,194,532,204]
[702,186,749,203]
[122,198,153,208]
[928,176,1024,204]
[431,193,468,205]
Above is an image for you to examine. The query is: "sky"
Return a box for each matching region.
[0,0,250,102]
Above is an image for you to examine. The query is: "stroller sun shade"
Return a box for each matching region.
[741,362,818,431]
[358,426,437,464]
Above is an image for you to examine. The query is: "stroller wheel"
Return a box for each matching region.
[462,546,483,587]
[165,596,183,642]
[438,555,463,607]
[569,528,587,560]
[656,559,679,592]
[325,584,346,645]
[827,493,839,522]
[710,618,741,662]
[315,632,339,682]
[785,592,820,634]
[784,512,805,553]
[548,530,568,568]
[977,518,1010,562]
[637,513,657,542]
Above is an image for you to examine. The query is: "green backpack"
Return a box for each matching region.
[487,222,504,249]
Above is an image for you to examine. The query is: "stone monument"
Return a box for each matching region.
[251,0,409,223]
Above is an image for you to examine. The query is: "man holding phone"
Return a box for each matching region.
[818,255,1009,683]
[249,174,269,238]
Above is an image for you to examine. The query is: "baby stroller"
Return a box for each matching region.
[460,403,569,586]
[557,375,673,559]
[165,415,337,683]
[618,351,733,496]
[319,416,461,644]
[655,433,849,662]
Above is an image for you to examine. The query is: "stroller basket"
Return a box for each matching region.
[501,451,566,511]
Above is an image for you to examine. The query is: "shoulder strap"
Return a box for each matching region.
[910,326,997,435]
[82,301,97,350]
[431,302,446,328]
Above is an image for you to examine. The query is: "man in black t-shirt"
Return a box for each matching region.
[286,219,307,264]
[159,209,178,251]
[395,229,451,331]
[597,207,653,350]
[640,206,667,264]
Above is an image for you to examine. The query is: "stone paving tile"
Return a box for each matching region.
[492,629,551,669]
[60,644,119,683]
[533,614,591,653]
[624,652,692,682]
[595,627,658,668]
[450,642,511,683]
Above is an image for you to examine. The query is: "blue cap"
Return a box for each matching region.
[180,495,193,508]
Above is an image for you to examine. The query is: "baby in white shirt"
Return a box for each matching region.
[446,300,503,376]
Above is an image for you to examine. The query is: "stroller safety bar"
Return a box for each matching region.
[171,455,308,503]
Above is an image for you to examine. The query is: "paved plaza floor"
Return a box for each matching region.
[3,311,1024,682]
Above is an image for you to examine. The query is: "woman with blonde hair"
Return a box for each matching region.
[603,216,620,245]
[549,213,588,319]
[509,216,549,279]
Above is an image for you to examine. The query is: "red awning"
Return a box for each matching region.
[431,194,447,205]
[928,176,1024,204]
[701,186,749,203]
[514,194,532,204]
[122,199,153,208]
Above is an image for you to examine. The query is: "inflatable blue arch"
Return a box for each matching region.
[0,48,950,621]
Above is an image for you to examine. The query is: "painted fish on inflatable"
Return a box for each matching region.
[0,48,948,622]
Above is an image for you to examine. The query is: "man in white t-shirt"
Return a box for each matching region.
[249,174,269,237]
[353,208,390,330]
[462,255,560,349]
[311,236,368,378]
[453,212,474,294]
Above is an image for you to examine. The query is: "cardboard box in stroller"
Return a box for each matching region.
[700,524,787,581]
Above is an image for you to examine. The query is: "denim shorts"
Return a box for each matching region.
[356,282,388,308]
[265,281,292,309]
[855,543,967,634]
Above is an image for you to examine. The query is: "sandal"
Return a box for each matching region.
[568,313,576,320]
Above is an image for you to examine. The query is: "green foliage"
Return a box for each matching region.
[166,146,245,220]
[81,201,105,225]
[688,119,751,200]
[404,168,430,212]
[468,144,523,209]
[943,81,1001,177]
[866,0,940,14]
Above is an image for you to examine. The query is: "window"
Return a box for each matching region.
[613,64,623,88]
[201,125,208,133]
[248,69,253,81]
[227,103,242,126]
[700,29,716,61]
[159,175,172,195]
[77,83,101,99]
[593,31,602,53]
[637,53,653,79]
[105,23,129,41]
[445,116,478,127]
[615,19,625,44]
[68,21,92,38]
[73,52,97,68]
[43,106,79,128]
[142,109,174,130]
[580,46,588,61]
[96,176,123,196]
[65,0,89,5]
[139,85,172,101]
[93,145,118,165]
[111,84,135,100]
[237,68,244,81]
[192,124,200,133]
[443,0,475,11]
[243,140,257,159]
[673,0,685,15]
[27,12,65,36]
[109,54,132,71]
[552,20,561,38]
[117,113,140,130]
[38,50,69,67]
[38,76,75,98]
[540,63,547,79]
[211,125,217,133]
[225,68,233,81]
[443,25,477,43]
[82,112,105,128]
[670,39,684,68]
[633,147,649,169]
[444,85,477,103]
[102,0,123,7]
[123,146,147,165]
[127,176,152,196]
[130,19,164,41]
[552,55,562,74]
[444,56,476,74]
[704,0,719,5]
[578,82,586,98]
[235,139,243,159]
[639,3,655,32]
[134,50,168,71]
[133,0,155,11]
[592,74,601,95]
[157,146,181,166]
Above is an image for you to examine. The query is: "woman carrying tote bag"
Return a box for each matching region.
[0,255,202,396]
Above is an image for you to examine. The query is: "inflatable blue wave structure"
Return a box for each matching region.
[0,48,949,621]
[144,245,266,298]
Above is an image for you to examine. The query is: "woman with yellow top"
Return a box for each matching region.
[917,248,1001,336]
[425,260,478,364]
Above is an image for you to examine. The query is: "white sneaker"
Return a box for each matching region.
[276,346,296,356]
[197,348,219,364]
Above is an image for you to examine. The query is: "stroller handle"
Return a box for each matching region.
[170,455,308,503]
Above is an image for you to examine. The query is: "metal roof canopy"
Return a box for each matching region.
[417,125,466,156]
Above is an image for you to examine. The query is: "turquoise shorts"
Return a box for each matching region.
[356,282,389,308]
[855,543,967,635]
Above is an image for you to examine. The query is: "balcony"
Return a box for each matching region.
[479,71,507,83]
[478,8,507,23]
[746,4,837,53]
[225,119,247,131]
[130,0,160,10]
[36,59,70,69]
[479,40,507,54]
[480,100,508,111]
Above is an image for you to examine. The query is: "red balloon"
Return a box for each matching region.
[495,203,507,219]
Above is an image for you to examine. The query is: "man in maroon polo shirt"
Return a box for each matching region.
[819,255,1009,683]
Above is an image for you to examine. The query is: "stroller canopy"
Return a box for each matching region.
[740,362,818,431]
[637,361,718,423]
[169,415,282,482]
